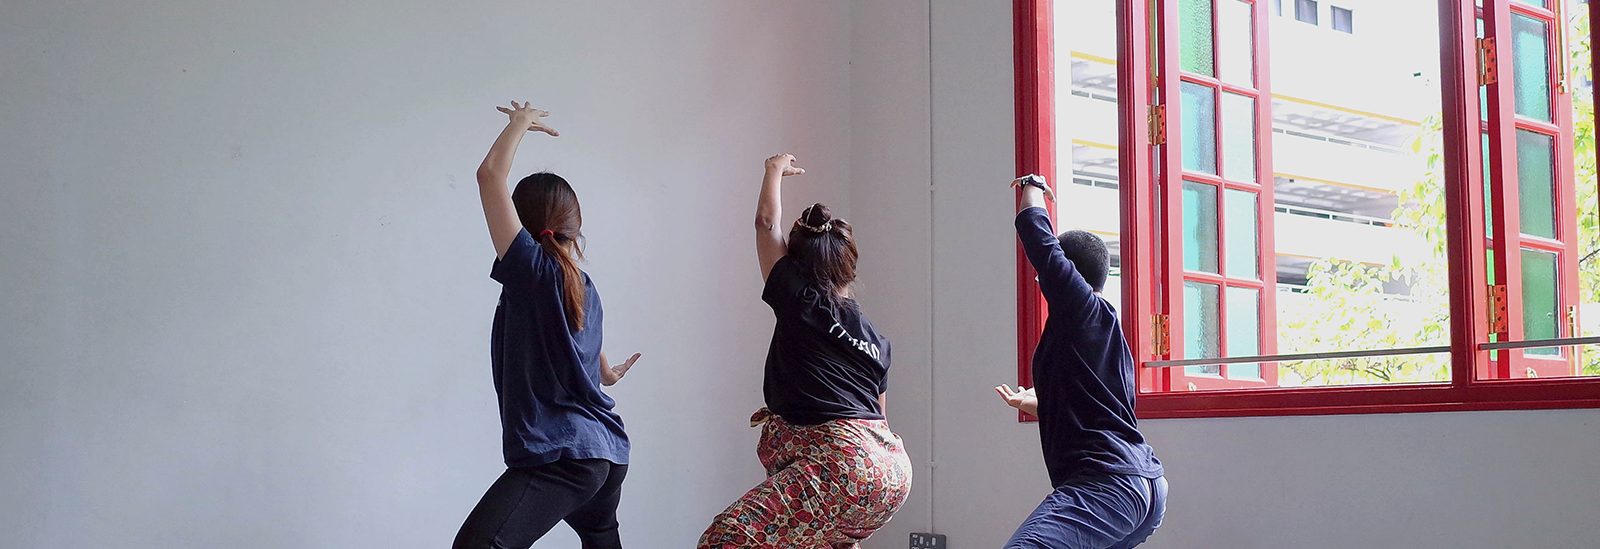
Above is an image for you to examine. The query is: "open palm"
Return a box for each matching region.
[600,352,641,387]
[994,384,1038,416]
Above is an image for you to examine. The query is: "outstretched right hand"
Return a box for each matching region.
[994,384,1039,416]
[765,153,805,176]
[496,101,560,137]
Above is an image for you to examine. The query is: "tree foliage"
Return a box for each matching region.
[1278,8,1599,382]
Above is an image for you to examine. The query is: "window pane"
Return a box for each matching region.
[1512,0,1548,7]
[1516,129,1557,239]
[1185,281,1222,374]
[1331,6,1353,33]
[1295,0,1318,24]
[1522,249,1561,356]
[1218,0,1254,87]
[1221,92,1257,182]
[1225,189,1260,278]
[1180,0,1216,76]
[1512,13,1552,122]
[1181,82,1219,174]
[1227,286,1262,378]
[1269,0,1448,389]
[1184,181,1221,272]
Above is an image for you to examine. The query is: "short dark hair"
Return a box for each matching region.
[1058,230,1109,292]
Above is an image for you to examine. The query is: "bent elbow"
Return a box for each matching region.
[754,215,778,231]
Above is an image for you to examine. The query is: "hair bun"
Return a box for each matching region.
[796,204,836,233]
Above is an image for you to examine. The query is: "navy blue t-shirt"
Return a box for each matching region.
[761,256,892,425]
[1016,207,1162,485]
[488,229,628,468]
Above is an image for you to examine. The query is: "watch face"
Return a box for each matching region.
[1021,174,1047,187]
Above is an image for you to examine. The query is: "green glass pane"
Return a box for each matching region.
[1184,281,1222,374]
[1184,181,1220,273]
[1221,92,1256,182]
[1521,249,1560,356]
[1224,189,1259,278]
[1181,82,1218,175]
[1226,286,1261,378]
[1513,0,1548,7]
[1217,0,1253,86]
[1180,0,1216,76]
[1483,132,1494,234]
[1516,129,1557,239]
[1512,14,1552,122]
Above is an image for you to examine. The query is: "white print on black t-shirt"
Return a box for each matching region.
[827,322,882,361]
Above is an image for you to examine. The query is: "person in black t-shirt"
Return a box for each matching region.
[696,154,912,549]
[454,102,644,549]
[992,175,1167,549]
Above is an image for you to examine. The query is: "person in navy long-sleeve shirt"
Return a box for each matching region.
[993,175,1167,549]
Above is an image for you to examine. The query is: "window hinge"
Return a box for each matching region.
[1477,37,1498,86]
[1151,314,1171,356]
[1488,284,1508,333]
[1148,104,1167,145]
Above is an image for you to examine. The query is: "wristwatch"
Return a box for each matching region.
[1013,174,1050,193]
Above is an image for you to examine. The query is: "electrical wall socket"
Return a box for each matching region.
[909,532,947,549]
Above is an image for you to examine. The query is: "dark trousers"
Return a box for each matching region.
[1004,472,1167,549]
[454,459,628,549]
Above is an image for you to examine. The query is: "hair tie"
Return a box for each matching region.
[794,205,834,233]
[538,230,554,240]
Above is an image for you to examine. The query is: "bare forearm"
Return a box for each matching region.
[1018,184,1048,214]
[478,122,528,185]
[477,122,528,258]
[755,168,783,229]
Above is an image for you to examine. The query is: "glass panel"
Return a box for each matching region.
[1226,287,1262,378]
[1181,82,1219,174]
[1184,281,1222,374]
[1221,92,1257,182]
[1180,0,1216,76]
[1512,13,1552,122]
[1331,6,1353,33]
[1268,0,1449,389]
[1184,181,1220,272]
[1521,249,1561,356]
[1225,189,1260,278]
[1218,0,1254,87]
[1295,0,1318,25]
[1484,132,1494,234]
[1516,129,1557,239]
[1512,0,1548,7]
[1054,0,1122,304]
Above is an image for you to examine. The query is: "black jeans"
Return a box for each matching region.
[454,459,628,549]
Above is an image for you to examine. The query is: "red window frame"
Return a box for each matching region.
[1014,0,1600,418]
[1481,0,1584,379]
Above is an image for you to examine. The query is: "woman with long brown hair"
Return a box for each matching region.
[696,154,912,549]
[454,101,642,549]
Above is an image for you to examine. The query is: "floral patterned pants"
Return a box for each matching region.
[697,409,913,549]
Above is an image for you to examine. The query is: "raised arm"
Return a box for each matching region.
[1011,176,1097,314]
[476,101,560,259]
[755,153,805,279]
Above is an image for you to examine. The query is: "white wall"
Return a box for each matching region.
[853,1,1600,549]
[0,1,854,547]
[9,1,1599,548]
